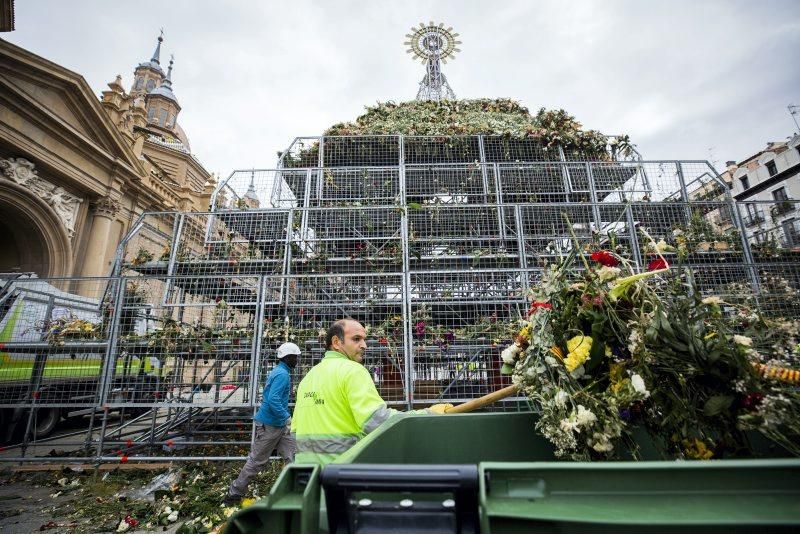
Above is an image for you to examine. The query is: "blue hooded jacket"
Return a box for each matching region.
[254,361,292,427]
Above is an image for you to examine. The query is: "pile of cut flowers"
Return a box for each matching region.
[501,223,800,461]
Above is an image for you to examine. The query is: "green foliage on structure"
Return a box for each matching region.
[324,99,632,159]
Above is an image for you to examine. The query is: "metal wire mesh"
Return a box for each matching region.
[3,134,800,460]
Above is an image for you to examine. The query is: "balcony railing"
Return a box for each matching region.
[771,201,795,217]
[743,213,766,227]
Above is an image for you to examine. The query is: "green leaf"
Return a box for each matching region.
[408,202,423,210]
[703,395,734,416]
[500,363,514,375]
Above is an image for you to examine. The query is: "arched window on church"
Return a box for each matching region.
[146,79,156,93]
[159,109,168,127]
[134,77,144,90]
[147,107,156,122]
[166,113,175,128]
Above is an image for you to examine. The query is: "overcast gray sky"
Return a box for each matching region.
[6,0,800,177]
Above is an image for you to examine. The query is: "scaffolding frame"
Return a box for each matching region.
[2,136,799,462]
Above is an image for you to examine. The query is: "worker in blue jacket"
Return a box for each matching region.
[225,342,300,505]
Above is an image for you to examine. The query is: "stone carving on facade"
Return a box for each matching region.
[0,157,84,238]
[90,196,121,218]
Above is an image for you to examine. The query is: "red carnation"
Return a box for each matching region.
[647,258,669,271]
[528,301,552,315]
[590,250,619,267]
[740,392,764,410]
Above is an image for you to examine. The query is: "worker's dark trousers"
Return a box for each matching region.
[229,422,296,497]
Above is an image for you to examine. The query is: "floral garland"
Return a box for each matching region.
[500,225,800,460]
[300,99,634,162]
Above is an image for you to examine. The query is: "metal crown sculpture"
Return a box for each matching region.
[405,21,461,101]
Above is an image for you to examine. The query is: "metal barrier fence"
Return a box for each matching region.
[214,160,719,211]
[2,155,799,460]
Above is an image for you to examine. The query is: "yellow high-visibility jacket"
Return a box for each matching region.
[291,350,398,465]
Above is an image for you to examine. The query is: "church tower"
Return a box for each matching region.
[130,32,165,98]
[146,55,181,137]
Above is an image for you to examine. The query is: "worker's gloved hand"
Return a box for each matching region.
[427,403,454,414]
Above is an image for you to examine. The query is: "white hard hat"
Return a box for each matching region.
[277,342,301,359]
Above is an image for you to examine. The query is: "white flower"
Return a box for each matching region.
[569,365,585,379]
[167,510,179,523]
[733,335,753,347]
[597,266,621,282]
[544,355,558,367]
[223,507,237,518]
[591,434,614,453]
[627,329,643,356]
[560,418,579,433]
[500,344,521,364]
[653,239,671,253]
[630,373,650,398]
[554,390,570,407]
[672,228,684,237]
[701,296,723,306]
[575,405,597,426]
[116,519,131,532]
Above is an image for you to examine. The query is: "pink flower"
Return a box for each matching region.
[415,321,426,337]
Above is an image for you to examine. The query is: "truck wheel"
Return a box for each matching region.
[33,407,61,439]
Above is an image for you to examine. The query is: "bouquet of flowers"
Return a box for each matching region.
[43,315,102,345]
[501,225,800,461]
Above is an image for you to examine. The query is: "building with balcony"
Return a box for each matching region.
[725,135,800,250]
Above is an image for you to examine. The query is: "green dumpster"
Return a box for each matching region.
[225,412,800,533]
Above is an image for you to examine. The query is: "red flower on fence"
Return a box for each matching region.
[590,250,619,267]
[528,301,552,315]
[647,258,669,271]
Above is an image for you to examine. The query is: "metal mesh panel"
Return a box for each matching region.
[0,277,113,408]
[293,207,403,275]
[409,204,518,271]
[120,212,177,275]
[7,133,800,460]
[408,270,527,404]
[405,136,481,164]
[316,167,400,206]
[518,204,595,265]
[405,163,495,204]
[280,137,321,169]
[322,136,400,167]
[740,200,800,259]
[482,136,557,162]
[497,163,576,202]
[282,274,407,403]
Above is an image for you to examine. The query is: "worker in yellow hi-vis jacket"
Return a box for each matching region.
[291,318,451,465]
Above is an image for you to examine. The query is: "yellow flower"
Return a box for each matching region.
[564,335,592,372]
[681,438,714,460]
[240,497,257,508]
[518,325,532,340]
[609,363,625,394]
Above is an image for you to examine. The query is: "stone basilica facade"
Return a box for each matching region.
[0,33,214,281]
